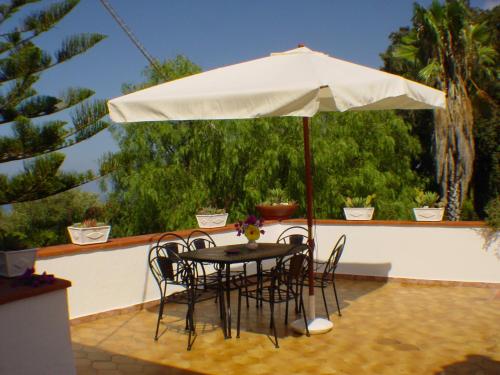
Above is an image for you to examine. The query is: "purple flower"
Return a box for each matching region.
[246,215,257,225]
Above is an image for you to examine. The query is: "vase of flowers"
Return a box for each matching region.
[235,215,265,249]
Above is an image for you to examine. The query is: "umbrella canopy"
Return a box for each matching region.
[108,46,445,123]
[107,46,445,333]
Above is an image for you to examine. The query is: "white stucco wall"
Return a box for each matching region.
[0,290,75,375]
[36,222,499,319]
[309,223,499,283]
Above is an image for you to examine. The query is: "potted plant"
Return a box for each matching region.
[67,206,111,245]
[343,194,376,220]
[195,207,228,228]
[255,187,298,220]
[0,231,37,278]
[413,190,446,221]
[235,215,265,249]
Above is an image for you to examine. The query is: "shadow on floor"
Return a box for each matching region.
[435,354,500,375]
[145,269,391,345]
[73,342,207,374]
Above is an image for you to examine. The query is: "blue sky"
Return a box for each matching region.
[0,0,497,192]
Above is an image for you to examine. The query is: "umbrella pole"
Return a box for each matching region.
[290,116,333,334]
[303,116,316,313]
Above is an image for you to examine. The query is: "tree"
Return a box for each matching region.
[382,0,498,220]
[0,0,109,205]
[103,57,425,236]
[471,5,499,217]
[0,189,101,249]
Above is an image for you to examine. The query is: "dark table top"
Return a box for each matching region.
[180,243,307,264]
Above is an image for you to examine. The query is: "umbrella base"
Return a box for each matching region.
[290,318,333,335]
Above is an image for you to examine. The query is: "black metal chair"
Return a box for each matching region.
[261,226,308,311]
[187,230,220,289]
[303,234,346,318]
[236,245,310,348]
[148,242,216,350]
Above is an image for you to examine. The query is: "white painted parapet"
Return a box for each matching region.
[35,221,498,320]
[0,287,75,375]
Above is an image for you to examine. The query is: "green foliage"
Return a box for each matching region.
[262,187,294,205]
[414,189,444,208]
[197,207,226,215]
[382,1,499,219]
[0,0,109,205]
[311,112,422,220]
[485,197,500,230]
[0,189,101,249]
[344,194,376,208]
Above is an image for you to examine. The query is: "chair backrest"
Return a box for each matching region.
[187,230,217,251]
[272,245,309,287]
[155,232,189,250]
[276,226,308,246]
[148,244,194,288]
[321,235,347,280]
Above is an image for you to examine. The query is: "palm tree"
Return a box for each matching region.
[388,0,497,220]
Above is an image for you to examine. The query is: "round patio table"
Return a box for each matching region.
[180,242,307,338]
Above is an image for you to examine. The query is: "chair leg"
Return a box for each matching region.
[332,278,342,316]
[300,294,310,337]
[285,295,290,325]
[294,280,300,313]
[321,285,330,320]
[218,272,225,320]
[191,301,196,333]
[270,301,279,348]
[187,304,195,351]
[298,282,306,314]
[243,264,250,308]
[154,298,164,340]
[237,289,242,338]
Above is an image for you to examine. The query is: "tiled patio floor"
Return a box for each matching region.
[71,279,500,374]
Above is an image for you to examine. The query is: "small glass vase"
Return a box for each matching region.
[246,239,258,249]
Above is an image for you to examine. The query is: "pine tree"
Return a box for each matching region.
[0,0,109,205]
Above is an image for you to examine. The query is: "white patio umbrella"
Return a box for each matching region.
[108,46,446,334]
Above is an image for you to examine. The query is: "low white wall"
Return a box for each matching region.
[309,223,499,283]
[36,222,499,319]
[0,290,75,375]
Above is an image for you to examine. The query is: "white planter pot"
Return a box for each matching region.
[343,207,375,221]
[195,213,228,228]
[413,208,445,222]
[0,248,37,277]
[67,225,111,245]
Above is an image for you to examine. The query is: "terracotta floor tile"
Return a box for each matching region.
[72,279,500,375]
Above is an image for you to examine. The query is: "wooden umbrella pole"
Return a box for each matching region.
[302,117,315,306]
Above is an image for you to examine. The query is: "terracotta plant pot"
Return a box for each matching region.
[255,204,298,220]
